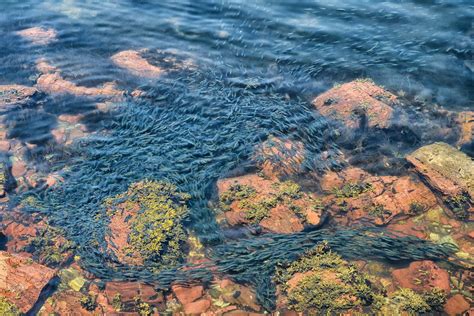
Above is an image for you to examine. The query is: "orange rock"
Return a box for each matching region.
[444,294,470,315]
[391,260,450,293]
[172,284,204,304]
[259,205,304,233]
[0,84,38,107]
[254,137,305,179]
[111,50,163,78]
[312,80,396,129]
[183,298,211,315]
[16,26,57,45]
[0,251,56,313]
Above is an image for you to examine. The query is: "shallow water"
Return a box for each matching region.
[0,0,472,311]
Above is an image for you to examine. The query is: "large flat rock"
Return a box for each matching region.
[0,251,56,313]
[312,80,396,129]
[407,142,474,198]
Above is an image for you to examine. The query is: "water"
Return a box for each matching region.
[0,0,471,311]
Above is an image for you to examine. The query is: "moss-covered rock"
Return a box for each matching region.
[275,242,377,313]
[105,180,190,271]
[217,174,326,233]
[390,287,446,313]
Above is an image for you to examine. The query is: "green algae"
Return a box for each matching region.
[106,180,190,271]
[275,242,377,313]
[332,182,373,198]
[80,294,98,311]
[0,297,20,316]
[391,288,446,313]
[445,193,471,221]
[28,225,75,267]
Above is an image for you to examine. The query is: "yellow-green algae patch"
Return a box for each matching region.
[105,180,191,271]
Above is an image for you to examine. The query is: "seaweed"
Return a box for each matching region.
[332,182,373,198]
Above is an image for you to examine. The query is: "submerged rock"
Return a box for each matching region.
[253,136,305,179]
[0,84,38,107]
[391,260,450,294]
[104,180,190,270]
[0,162,5,197]
[407,142,474,199]
[456,111,473,148]
[15,26,57,45]
[0,251,55,313]
[111,50,164,78]
[37,72,123,99]
[444,294,470,315]
[320,167,438,226]
[217,174,326,233]
[312,80,397,129]
[35,59,123,99]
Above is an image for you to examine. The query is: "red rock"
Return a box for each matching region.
[183,298,211,315]
[217,174,325,233]
[0,140,10,151]
[46,174,63,187]
[219,279,260,312]
[468,231,474,239]
[105,201,143,266]
[16,27,57,45]
[321,167,438,226]
[11,160,27,178]
[105,281,163,306]
[407,142,474,198]
[387,219,427,239]
[456,111,473,147]
[391,260,450,293]
[444,294,470,315]
[58,114,84,124]
[172,284,203,304]
[259,205,304,233]
[38,289,100,315]
[0,251,55,313]
[0,84,37,107]
[253,137,305,179]
[111,50,163,78]
[312,80,396,129]
[2,220,37,253]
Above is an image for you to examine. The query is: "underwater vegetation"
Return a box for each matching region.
[219,180,308,224]
[275,241,376,312]
[104,180,190,271]
[0,297,20,316]
[274,242,448,314]
[445,193,471,221]
[28,225,75,267]
[391,287,446,313]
